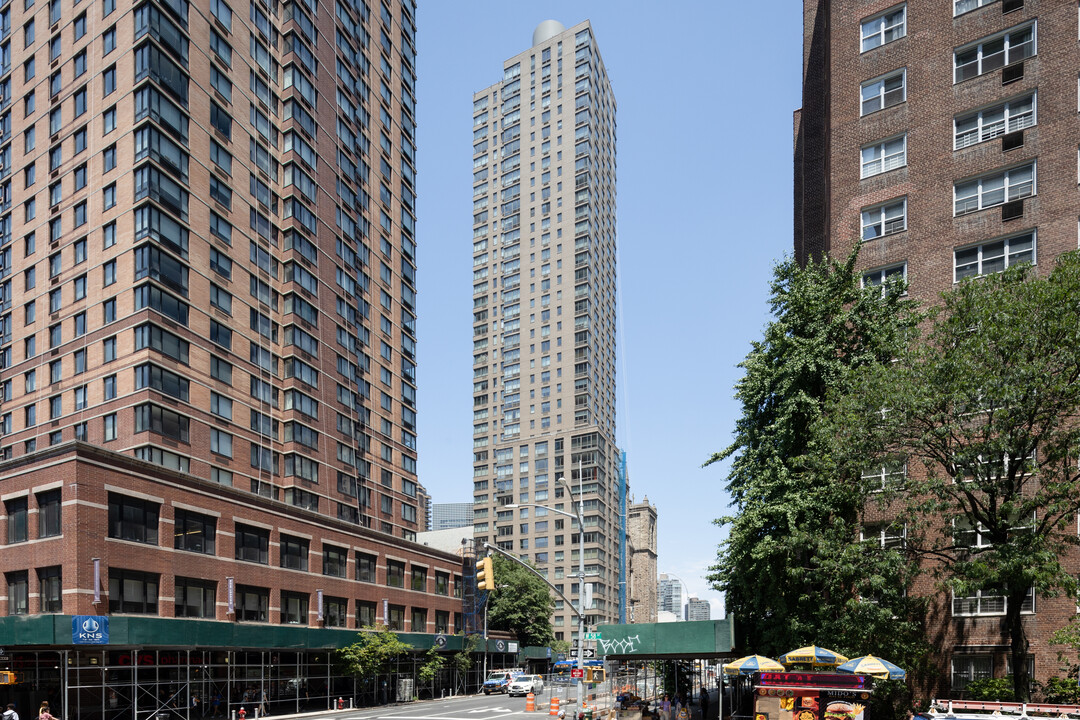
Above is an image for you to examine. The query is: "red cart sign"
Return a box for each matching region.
[571,669,585,678]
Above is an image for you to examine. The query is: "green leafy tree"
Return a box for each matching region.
[338,625,412,678]
[487,554,555,647]
[850,256,1080,701]
[707,247,929,676]
[418,646,446,686]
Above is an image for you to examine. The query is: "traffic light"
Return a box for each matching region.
[0,671,17,684]
[476,556,494,591]
[586,668,605,683]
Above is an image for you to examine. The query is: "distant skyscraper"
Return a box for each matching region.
[431,502,473,531]
[627,496,658,623]
[658,574,686,619]
[470,19,622,641]
[686,597,710,622]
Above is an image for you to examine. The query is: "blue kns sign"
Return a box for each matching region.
[72,616,109,644]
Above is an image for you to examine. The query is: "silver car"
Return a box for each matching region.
[508,675,544,696]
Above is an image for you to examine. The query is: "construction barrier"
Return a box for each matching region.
[550,696,561,716]
[527,693,536,712]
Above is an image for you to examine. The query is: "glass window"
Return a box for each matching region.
[861,5,906,52]
[954,163,1034,215]
[861,70,906,115]
[861,135,907,178]
[235,524,269,564]
[108,493,159,544]
[954,231,1035,281]
[955,94,1035,149]
[174,509,216,554]
[175,577,215,617]
[955,24,1035,83]
[6,497,28,543]
[109,568,158,613]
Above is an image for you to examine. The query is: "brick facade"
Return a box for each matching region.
[795,0,1080,697]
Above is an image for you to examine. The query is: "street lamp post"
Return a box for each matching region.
[504,461,586,709]
[558,460,585,711]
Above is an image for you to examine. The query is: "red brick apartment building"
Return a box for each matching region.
[794,0,1080,696]
[0,0,486,715]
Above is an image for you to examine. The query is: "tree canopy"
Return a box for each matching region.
[338,626,411,677]
[707,247,928,669]
[847,255,1080,701]
[487,554,556,647]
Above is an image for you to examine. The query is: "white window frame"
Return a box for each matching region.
[861,135,907,179]
[954,0,998,17]
[951,654,993,691]
[954,23,1036,84]
[952,586,1034,617]
[861,263,907,295]
[861,459,906,491]
[861,69,907,116]
[955,93,1036,150]
[860,521,906,549]
[861,198,907,240]
[861,5,906,53]
[954,230,1036,282]
[953,162,1034,216]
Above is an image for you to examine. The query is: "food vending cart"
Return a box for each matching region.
[751,672,872,720]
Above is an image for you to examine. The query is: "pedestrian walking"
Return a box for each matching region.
[700,690,709,720]
[660,695,672,720]
[3,703,19,720]
[36,703,58,720]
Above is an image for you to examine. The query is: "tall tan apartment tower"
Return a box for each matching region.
[470,19,623,642]
[795,0,1080,694]
[0,0,477,714]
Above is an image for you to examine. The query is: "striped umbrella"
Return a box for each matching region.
[835,654,906,680]
[722,655,785,676]
[779,646,849,668]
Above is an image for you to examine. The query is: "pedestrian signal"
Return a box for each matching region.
[0,671,17,684]
[476,556,494,591]
[586,668,605,683]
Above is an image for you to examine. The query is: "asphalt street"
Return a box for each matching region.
[284,687,577,720]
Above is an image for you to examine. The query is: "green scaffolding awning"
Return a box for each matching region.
[595,620,734,660]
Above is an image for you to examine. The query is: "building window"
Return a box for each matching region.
[435,572,450,596]
[861,69,906,115]
[862,263,907,294]
[108,568,159,614]
[955,0,998,15]
[951,654,992,691]
[323,545,347,577]
[210,429,233,458]
[386,560,405,588]
[861,5,906,52]
[236,585,268,622]
[410,566,427,592]
[108,494,159,544]
[861,135,906,178]
[38,490,61,538]
[134,403,190,443]
[861,459,906,491]
[387,604,405,631]
[324,596,347,627]
[173,509,216,554]
[861,199,907,240]
[6,497,28,544]
[955,24,1035,83]
[175,577,215,618]
[860,522,906,549]
[954,163,1034,216]
[235,524,269,564]
[281,591,308,624]
[955,231,1035,281]
[7,572,28,615]
[104,413,118,441]
[435,610,450,633]
[953,586,1034,616]
[955,95,1035,150]
[280,535,309,571]
[38,566,62,612]
[356,552,377,582]
[357,600,376,627]
[411,608,427,632]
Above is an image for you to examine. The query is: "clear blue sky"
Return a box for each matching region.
[414,1,804,617]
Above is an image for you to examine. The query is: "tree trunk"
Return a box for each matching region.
[1006,587,1030,702]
